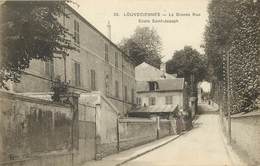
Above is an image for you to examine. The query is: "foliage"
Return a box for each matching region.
[205,0,260,114]
[0,1,75,89]
[118,26,162,68]
[166,46,207,86]
[51,76,69,102]
[204,0,236,82]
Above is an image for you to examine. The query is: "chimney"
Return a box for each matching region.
[107,21,111,40]
[160,63,166,79]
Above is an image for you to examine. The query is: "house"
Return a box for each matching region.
[135,78,186,110]
[135,62,176,81]
[10,4,136,115]
[131,62,188,120]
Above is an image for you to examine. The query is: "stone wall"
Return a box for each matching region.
[118,118,157,151]
[158,120,172,139]
[0,91,180,164]
[231,112,260,165]
[0,91,74,166]
[80,92,119,158]
[96,95,118,158]
[0,153,73,166]
[80,92,179,159]
[76,103,96,165]
[221,111,260,165]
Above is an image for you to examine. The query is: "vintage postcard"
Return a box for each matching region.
[0,0,259,166]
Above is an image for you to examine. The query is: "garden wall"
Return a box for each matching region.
[80,92,119,159]
[76,103,96,165]
[221,111,260,165]
[0,91,74,166]
[158,119,172,139]
[118,118,158,151]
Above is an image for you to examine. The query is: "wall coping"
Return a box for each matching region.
[100,93,119,115]
[231,111,260,119]
[79,91,119,114]
[119,117,156,123]
[0,90,71,108]
[160,119,171,122]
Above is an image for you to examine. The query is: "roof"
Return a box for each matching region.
[135,62,176,81]
[131,105,178,113]
[136,78,184,92]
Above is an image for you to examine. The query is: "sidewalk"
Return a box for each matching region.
[81,135,181,166]
[200,103,246,166]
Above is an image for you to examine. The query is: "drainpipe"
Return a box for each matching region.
[122,54,124,115]
[116,117,120,152]
[62,5,67,83]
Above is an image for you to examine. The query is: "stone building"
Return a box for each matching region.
[11,5,135,115]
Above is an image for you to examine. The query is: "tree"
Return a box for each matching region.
[0,1,75,89]
[166,46,207,86]
[204,0,236,82]
[205,0,260,114]
[118,26,162,68]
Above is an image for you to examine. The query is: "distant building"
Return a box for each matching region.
[135,62,176,81]
[11,4,135,115]
[135,78,185,110]
[132,63,188,119]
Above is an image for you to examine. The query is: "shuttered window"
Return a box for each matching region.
[131,88,134,104]
[90,70,96,90]
[124,86,128,101]
[105,44,109,62]
[74,62,81,86]
[115,52,118,67]
[45,60,54,79]
[149,97,156,105]
[165,96,173,105]
[115,81,119,98]
[74,20,80,45]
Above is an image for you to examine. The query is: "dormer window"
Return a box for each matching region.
[148,81,159,91]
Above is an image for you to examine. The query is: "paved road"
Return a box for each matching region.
[124,104,241,166]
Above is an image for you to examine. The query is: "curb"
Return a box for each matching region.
[116,133,185,166]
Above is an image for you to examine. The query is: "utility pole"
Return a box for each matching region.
[227,53,231,144]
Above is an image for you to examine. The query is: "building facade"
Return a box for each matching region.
[12,5,135,115]
[136,78,185,110]
[135,62,186,110]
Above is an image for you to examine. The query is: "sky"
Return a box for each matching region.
[70,0,209,62]
[70,0,211,92]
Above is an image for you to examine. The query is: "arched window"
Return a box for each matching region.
[148,81,159,91]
